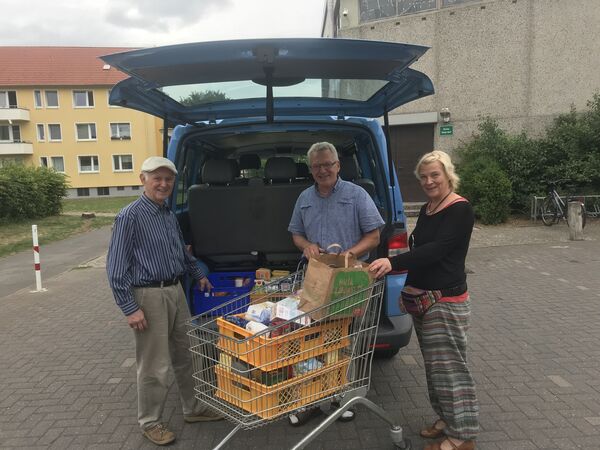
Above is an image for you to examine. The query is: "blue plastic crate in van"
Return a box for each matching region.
[191,272,255,316]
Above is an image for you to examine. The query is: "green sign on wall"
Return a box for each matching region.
[440,125,453,136]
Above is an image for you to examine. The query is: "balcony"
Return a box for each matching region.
[0,141,33,155]
[0,107,30,122]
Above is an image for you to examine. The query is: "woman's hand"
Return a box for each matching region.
[369,258,392,279]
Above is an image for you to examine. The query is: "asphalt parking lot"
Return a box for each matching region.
[0,220,599,449]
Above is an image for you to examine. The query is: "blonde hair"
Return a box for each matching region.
[414,150,460,190]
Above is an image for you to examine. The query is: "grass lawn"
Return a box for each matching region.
[0,196,141,258]
[62,196,138,213]
[0,215,115,258]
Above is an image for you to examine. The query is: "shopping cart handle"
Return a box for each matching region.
[297,257,308,271]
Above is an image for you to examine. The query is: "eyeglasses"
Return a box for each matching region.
[310,161,338,171]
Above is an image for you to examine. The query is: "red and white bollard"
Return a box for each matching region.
[31,225,46,293]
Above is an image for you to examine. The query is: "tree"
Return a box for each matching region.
[179,90,229,106]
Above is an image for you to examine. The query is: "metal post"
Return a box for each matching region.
[31,225,46,292]
[162,117,169,157]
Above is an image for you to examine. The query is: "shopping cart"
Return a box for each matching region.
[187,268,411,449]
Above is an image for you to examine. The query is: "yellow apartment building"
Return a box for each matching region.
[0,46,164,197]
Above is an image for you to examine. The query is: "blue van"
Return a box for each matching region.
[102,38,434,357]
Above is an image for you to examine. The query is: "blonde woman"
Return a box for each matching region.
[369,150,478,450]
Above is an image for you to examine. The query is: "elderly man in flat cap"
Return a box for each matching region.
[107,156,220,445]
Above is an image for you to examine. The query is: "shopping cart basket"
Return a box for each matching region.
[187,268,411,449]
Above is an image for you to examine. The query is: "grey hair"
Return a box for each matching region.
[307,142,339,162]
[414,150,460,190]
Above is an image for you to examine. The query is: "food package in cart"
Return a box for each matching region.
[245,301,275,324]
[255,268,271,281]
[273,296,311,326]
[245,321,270,336]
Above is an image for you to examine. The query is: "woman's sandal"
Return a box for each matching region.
[424,437,475,450]
[420,419,446,439]
[330,401,355,422]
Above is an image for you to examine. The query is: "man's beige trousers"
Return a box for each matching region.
[133,284,203,430]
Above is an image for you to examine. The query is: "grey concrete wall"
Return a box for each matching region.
[332,0,600,153]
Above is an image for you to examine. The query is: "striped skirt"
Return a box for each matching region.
[412,298,479,441]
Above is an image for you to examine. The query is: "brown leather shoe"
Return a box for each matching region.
[142,423,175,445]
[424,438,475,450]
[420,419,446,439]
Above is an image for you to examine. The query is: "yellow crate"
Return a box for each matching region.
[215,359,349,420]
[216,316,351,371]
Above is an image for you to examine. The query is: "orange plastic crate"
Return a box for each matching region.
[214,359,349,420]
[216,316,351,371]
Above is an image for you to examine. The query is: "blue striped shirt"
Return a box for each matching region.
[106,194,205,316]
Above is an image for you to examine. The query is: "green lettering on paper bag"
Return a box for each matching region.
[329,271,371,317]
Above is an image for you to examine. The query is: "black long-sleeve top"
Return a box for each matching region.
[391,200,474,291]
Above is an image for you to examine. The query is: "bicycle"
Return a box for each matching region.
[540,180,586,228]
[583,196,600,218]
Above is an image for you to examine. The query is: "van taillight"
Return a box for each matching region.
[388,232,408,257]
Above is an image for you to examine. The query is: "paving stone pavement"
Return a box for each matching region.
[1,220,599,449]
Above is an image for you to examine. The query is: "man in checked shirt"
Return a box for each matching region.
[107,156,221,446]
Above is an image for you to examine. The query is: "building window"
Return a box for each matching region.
[0,125,21,142]
[78,155,99,173]
[117,186,125,191]
[131,185,140,190]
[48,124,62,141]
[77,188,90,197]
[40,157,48,167]
[76,123,97,141]
[51,156,65,172]
[97,187,110,196]
[45,90,59,108]
[73,90,94,108]
[36,124,45,141]
[107,88,120,107]
[34,90,43,108]
[0,90,18,108]
[359,0,437,22]
[442,0,479,6]
[110,123,131,140]
[113,154,133,172]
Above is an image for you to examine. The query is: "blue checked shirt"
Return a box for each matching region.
[288,178,384,260]
[106,194,205,316]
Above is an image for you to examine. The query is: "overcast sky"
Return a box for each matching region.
[0,0,326,47]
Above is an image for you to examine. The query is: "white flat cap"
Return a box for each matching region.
[141,156,177,175]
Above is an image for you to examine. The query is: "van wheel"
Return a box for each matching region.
[374,346,401,359]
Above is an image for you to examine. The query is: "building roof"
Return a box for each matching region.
[0,46,136,87]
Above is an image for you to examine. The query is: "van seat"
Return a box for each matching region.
[239,153,261,170]
[295,162,311,181]
[202,159,236,185]
[188,157,306,267]
[265,157,297,183]
[339,156,376,198]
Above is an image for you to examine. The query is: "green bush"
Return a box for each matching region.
[458,156,512,224]
[0,165,68,221]
[454,93,600,220]
[455,118,540,213]
[541,95,600,193]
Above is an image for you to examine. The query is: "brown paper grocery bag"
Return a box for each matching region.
[298,253,374,321]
